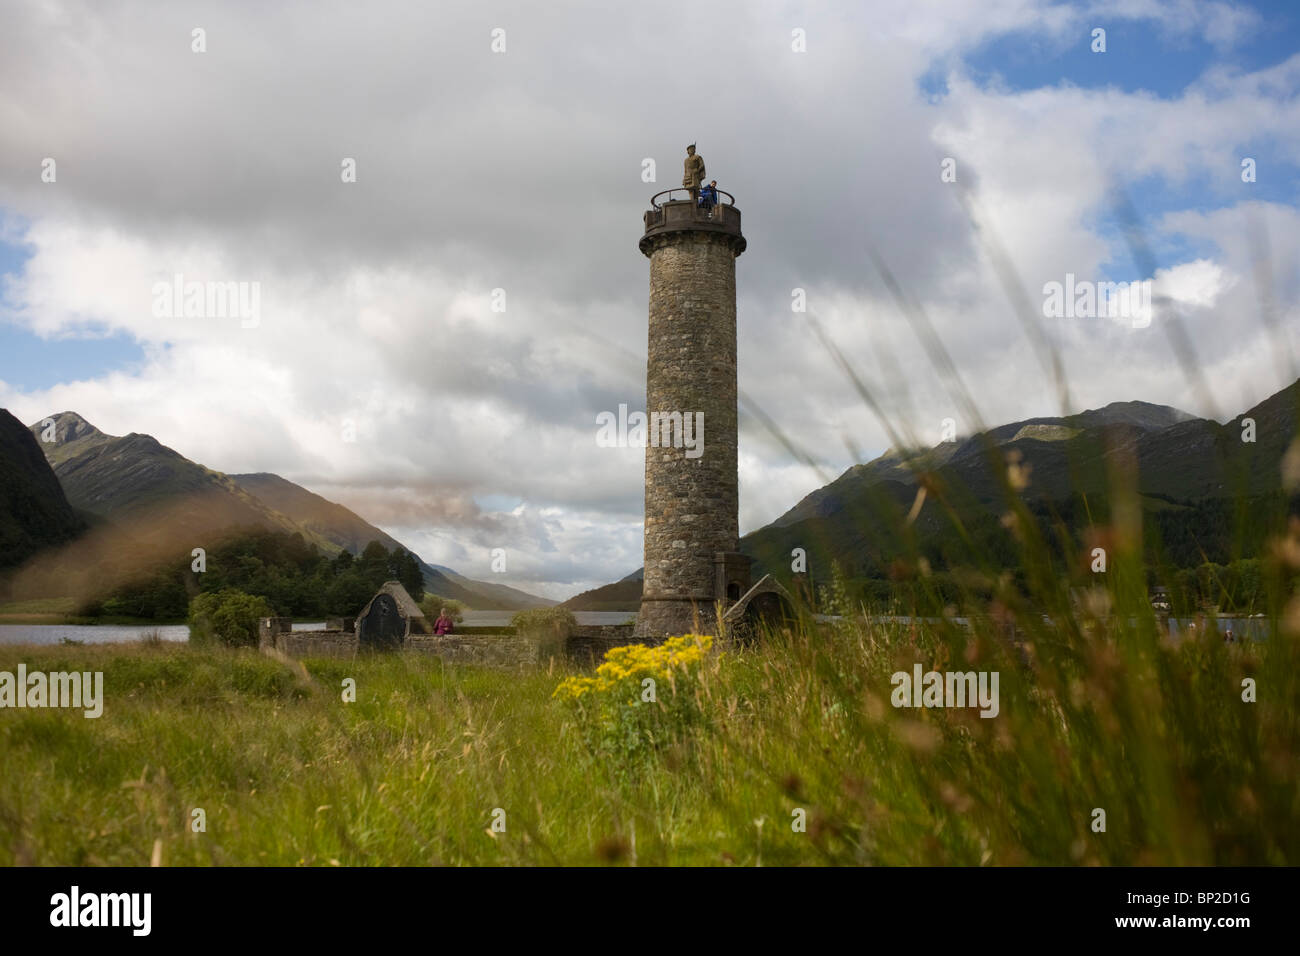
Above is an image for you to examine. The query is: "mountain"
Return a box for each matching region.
[0,409,85,574]
[28,412,335,554]
[745,383,1299,581]
[770,399,1197,529]
[231,472,408,556]
[20,413,552,609]
[232,475,552,610]
[426,564,556,610]
[560,571,642,611]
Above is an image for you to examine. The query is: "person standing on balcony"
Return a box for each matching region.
[699,179,719,217]
[682,143,706,205]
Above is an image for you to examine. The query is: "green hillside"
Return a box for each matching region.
[742,380,1300,609]
[560,575,642,611]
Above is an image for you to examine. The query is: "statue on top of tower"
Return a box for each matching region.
[682,144,706,205]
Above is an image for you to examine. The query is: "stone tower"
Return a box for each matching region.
[634,189,751,638]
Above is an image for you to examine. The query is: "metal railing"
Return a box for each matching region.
[649,187,736,209]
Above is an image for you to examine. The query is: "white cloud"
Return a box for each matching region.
[1154,257,1238,308]
[1,0,1297,595]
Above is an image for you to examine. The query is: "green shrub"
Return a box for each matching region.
[188,589,274,648]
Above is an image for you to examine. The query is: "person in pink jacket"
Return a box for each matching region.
[433,608,454,635]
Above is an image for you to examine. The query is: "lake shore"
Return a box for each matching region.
[0,613,635,645]
[0,613,188,626]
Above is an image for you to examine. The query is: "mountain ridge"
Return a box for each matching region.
[771,398,1198,529]
[22,412,552,610]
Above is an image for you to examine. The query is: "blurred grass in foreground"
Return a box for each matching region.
[1,562,1295,867]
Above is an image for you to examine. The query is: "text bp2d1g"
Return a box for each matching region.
[1128,891,1251,907]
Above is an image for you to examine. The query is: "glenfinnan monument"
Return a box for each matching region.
[633,147,755,639]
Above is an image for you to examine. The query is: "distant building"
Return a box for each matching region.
[356,580,429,648]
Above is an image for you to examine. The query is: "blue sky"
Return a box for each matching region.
[0,325,145,393]
[0,233,147,390]
[925,0,1300,100]
[923,0,1300,285]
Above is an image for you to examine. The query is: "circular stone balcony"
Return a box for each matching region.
[640,188,746,257]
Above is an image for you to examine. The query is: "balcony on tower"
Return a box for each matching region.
[640,188,746,257]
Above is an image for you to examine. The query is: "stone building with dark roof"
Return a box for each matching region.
[355,580,429,648]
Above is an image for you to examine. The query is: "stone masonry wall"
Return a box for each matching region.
[636,227,743,639]
[567,623,640,665]
[407,634,559,668]
[272,629,357,658]
[263,625,642,668]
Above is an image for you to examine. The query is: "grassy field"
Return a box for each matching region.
[2,590,1296,866]
[0,597,83,625]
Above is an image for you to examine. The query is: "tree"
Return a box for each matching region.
[326,571,375,617]
[390,548,424,601]
[359,540,389,572]
[189,589,275,648]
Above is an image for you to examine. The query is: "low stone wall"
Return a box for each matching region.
[567,623,639,665]
[271,629,357,658]
[261,621,642,668]
[408,634,557,668]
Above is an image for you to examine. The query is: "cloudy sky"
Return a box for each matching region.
[2,0,1298,599]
